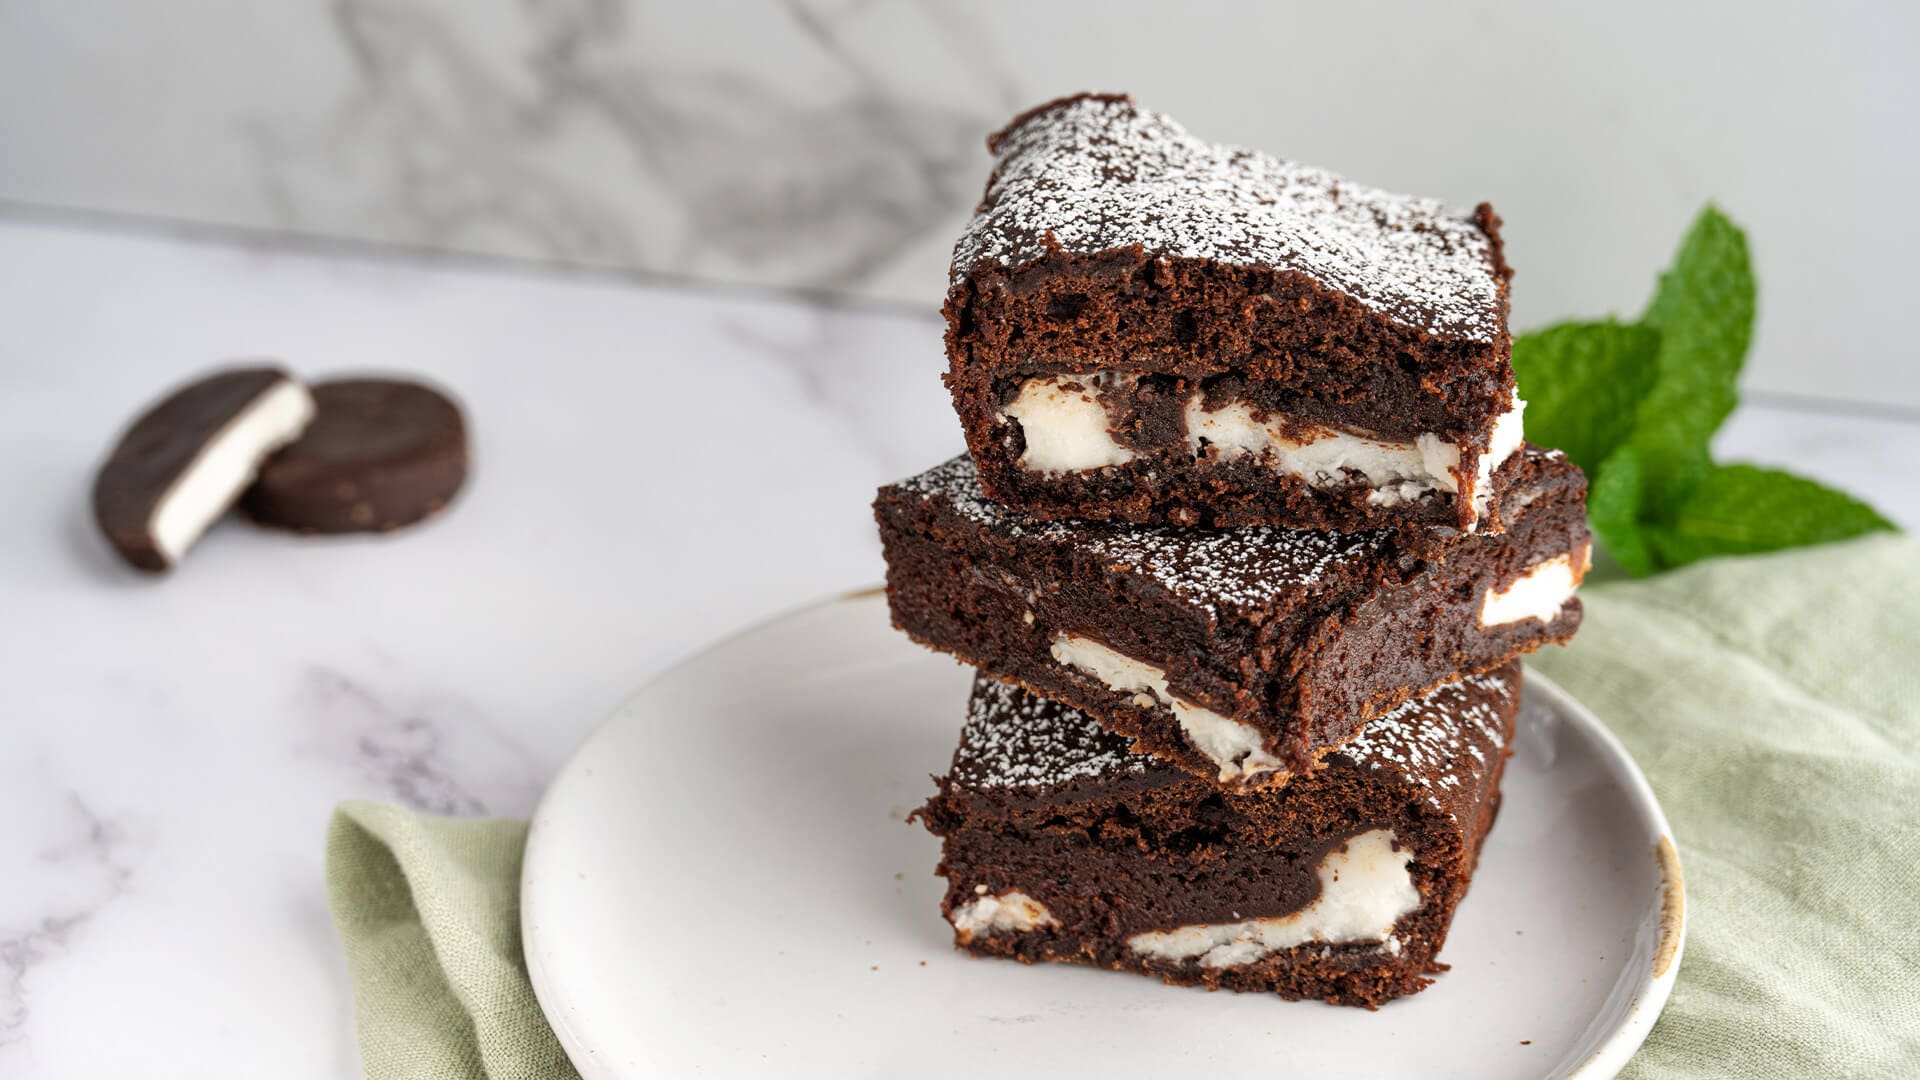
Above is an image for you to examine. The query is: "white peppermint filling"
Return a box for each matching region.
[1480,543,1591,627]
[1190,396,1455,499]
[1002,375,1136,473]
[1453,390,1528,522]
[149,378,315,564]
[1479,392,1528,505]
[949,890,1058,944]
[1000,373,1525,525]
[1049,632,1285,784]
[1127,829,1419,968]
[1190,390,1527,525]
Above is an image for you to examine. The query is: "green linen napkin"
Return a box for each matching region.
[1530,532,1920,1077]
[327,535,1920,1078]
[326,802,577,1080]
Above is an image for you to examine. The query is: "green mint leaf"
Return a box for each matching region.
[1511,319,1661,476]
[1623,205,1756,515]
[1518,204,1899,577]
[1641,463,1896,571]
[1588,446,1655,576]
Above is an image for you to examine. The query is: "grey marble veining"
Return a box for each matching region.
[253,0,996,292]
[301,666,549,817]
[1,798,134,1048]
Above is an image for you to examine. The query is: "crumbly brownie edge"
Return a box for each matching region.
[873,473,1377,782]
[944,252,1512,449]
[943,92,1515,450]
[918,670,1520,1007]
[1289,453,1588,732]
[941,93,1523,531]
[955,402,1545,538]
[874,455,1585,788]
[948,93,1512,345]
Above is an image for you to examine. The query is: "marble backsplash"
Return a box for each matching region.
[246,1,1000,297]
[4,0,1004,305]
[1,0,1916,406]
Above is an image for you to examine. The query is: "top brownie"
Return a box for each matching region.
[944,93,1520,533]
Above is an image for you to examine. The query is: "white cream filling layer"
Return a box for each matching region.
[150,378,315,565]
[1126,829,1418,968]
[1049,632,1285,785]
[949,890,1058,944]
[1188,397,1455,503]
[998,374,1525,524]
[1478,391,1529,511]
[1189,390,1526,523]
[1002,375,1136,473]
[1480,543,1592,627]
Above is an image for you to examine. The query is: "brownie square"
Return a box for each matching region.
[944,93,1520,534]
[875,448,1585,789]
[916,666,1520,1007]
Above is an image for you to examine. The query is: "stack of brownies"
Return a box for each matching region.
[875,94,1591,1007]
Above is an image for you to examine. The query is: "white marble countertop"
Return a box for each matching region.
[2,217,1914,1077]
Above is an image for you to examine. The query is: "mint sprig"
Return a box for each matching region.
[1510,319,1659,474]
[1511,205,1895,575]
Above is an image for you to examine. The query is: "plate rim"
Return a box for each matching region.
[523,588,1685,1079]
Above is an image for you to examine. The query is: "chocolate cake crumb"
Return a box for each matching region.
[876,450,1587,787]
[942,93,1521,534]
[953,94,1501,341]
[918,667,1521,1007]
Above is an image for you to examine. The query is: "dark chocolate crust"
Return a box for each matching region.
[874,447,1586,787]
[943,94,1515,531]
[917,667,1520,1008]
[92,366,302,572]
[241,378,467,534]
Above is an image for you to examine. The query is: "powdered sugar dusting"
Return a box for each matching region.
[951,676,1150,792]
[1078,527,1380,618]
[895,455,1024,533]
[954,668,1517,814]
[1341,669,1517,814]
[895,455,1385,617]
[951,94,1502,342]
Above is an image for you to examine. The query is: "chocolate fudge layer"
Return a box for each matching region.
[876,449,1585,789]
[945,93,1519,532]
[917,667,1520,1008]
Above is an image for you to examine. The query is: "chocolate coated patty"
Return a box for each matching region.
[242,377,467,534]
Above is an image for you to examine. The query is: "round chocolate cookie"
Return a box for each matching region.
[242,378,467,534]
[93,366,315,572]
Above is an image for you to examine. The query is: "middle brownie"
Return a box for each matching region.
[875,447,1587,789]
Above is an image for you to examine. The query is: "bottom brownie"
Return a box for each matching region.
[915,665,1520,1008]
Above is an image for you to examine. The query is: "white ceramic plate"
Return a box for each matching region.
[524,592,1684,1079]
